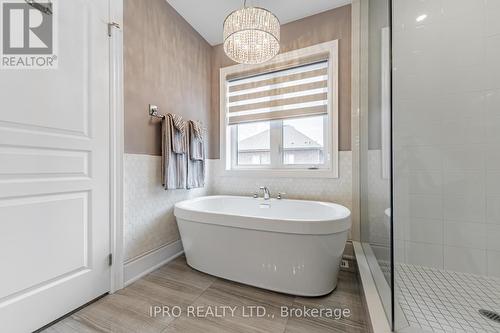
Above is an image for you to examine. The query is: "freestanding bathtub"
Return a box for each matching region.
[174,195,351,296]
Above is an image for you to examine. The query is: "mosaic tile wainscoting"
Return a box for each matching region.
[124,152,353,265]
[124,154,212,262]
[208,151,353,213]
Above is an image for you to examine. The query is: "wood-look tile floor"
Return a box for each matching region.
[43,256,368,333]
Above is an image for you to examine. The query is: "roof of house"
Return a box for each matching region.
[238,125,322,151]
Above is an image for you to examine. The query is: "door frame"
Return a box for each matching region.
[109,0,125,293]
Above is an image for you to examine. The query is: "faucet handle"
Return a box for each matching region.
[277,192,286,200]
[252,192,258,198]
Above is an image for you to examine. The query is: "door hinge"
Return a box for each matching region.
[108,253,113,266]
[108,22,120,37]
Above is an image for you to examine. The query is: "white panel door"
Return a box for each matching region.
[0,1,111,332]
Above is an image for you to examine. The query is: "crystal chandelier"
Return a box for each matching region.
[223,1,280,64]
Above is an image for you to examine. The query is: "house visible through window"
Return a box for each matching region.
[283,116,325,165]
[221,41,338,177]
[237,121,270,165]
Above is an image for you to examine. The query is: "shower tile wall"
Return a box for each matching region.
[367,150,391,253]
[393,0,500,277]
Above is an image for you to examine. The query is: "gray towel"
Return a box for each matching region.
[171,114,186,154]
[161,114,187,190]
[186,120,205,189]
[189,120,204,161]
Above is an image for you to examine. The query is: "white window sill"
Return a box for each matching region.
[219,168,339,179]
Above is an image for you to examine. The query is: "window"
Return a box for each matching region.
[221,41,338,177]
[236,121,270,165]
[283,115,325,165]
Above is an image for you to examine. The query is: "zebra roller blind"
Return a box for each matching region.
[226,55,330,125]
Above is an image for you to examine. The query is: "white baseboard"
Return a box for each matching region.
[123,240,184,286]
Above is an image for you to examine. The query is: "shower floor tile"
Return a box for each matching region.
[396,264,500,333]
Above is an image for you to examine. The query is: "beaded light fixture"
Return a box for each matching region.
[223,1,280,64]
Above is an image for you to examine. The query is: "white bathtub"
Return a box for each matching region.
[174,195,351,296]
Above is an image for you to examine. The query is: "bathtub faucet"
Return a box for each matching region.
[259,186,271,200]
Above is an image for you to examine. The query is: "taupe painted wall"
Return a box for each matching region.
[124,0,212,156]
[210,5,352,157]
[124,3,351,158]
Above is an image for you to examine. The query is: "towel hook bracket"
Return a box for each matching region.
[149,104,165,119]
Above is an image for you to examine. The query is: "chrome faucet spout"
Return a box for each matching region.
[259,186,271,200]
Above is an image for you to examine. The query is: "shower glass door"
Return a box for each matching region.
[359,0,394,328]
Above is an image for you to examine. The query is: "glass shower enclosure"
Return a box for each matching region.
[360,0,500,332]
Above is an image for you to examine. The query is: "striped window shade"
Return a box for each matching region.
[226,55,330,125]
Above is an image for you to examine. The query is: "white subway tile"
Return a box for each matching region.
[442,172,485,196]
[404,146,443,172]
[486,196,500,224]
[393,0,444,28]
[444,222,486,249]
[406,218,443,244]
[485,144,500,171]
[393,70,445,99]
[394,97,443,124]
[485,0,500,36]
[393,191,410,221]
[394,215,407,241]
[440,118,487,145]
[443,195,485,223]
[396,120,444,146]
[395,240,406,264]
[442,145,485,172]
[444,246,487,275]
[439,18,485,68]
[442,0,484,25]
[406,241,443,269]
[440,64,488,94]
[485,35,500,90]
[439,92,485,120]
[486,171,500,196]
[408,171,443,195]
[487,250,500,278]
[409,194,443,220]
[486,224,500,251]
[484,89,500,119]
[485,115,500,143]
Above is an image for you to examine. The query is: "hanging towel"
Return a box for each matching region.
[186,120,205,189]
[171,114,186,154]
[189,120,204,161]
[161,114,187,189]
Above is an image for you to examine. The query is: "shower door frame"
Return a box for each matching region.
[352,0,396,331]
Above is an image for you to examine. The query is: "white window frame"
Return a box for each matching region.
[230,116,329,170]
[219,40,339,178]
